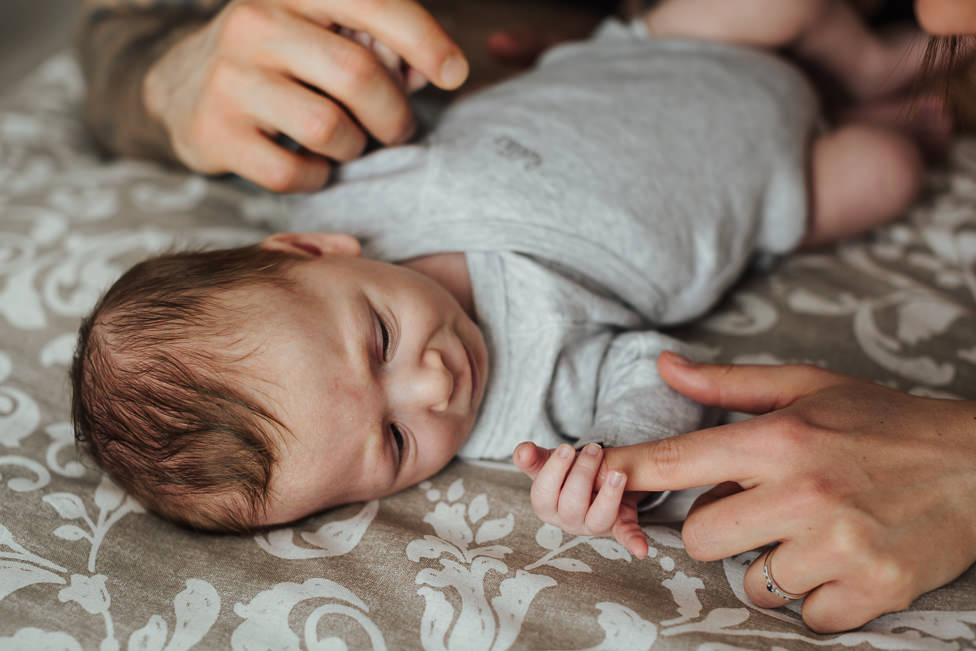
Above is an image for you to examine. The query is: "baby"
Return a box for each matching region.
[71,0,927,536]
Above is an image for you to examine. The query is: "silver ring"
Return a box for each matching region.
[762,546,809,601]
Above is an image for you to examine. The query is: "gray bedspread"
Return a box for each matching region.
[0,55,974,650]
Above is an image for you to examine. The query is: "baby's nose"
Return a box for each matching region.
[420,349,454,412]
[392,349,453,413]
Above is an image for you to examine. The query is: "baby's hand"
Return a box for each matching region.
[513,441,649,558]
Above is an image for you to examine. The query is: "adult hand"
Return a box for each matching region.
[513,442,649,558]
[143,0,468,192]
[597,351,976,633]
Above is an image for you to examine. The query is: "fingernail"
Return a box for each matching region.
[609,471,625,487]
[666,351,693,366]
[440,53,469,88]
[557,444,573,459]
[583,443,601,456]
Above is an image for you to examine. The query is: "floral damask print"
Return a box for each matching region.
[128,579,220,651]
[0,522,66,601]
[407,478,555,651]
[255,501,379,560]
[43,474,145,573]
[0,627,83,651]
[2,51,976,649]
[232,579,386,651]
[0,350,41,448]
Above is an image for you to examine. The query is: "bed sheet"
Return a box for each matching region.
[0,55,974,650]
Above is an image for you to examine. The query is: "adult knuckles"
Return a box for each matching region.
[220,1,274,45]
[297,107,343,149]
[760,410,833,462]
[803,606,863,635]
[803,564,915,633]
[825,515,879,559]
[206,57,242,95]
[329,41,384,95]
[640,436,684,480]
[345,0,392,24]
[865,556,915,611]
[791,474,849,513]
[260,156,306,193]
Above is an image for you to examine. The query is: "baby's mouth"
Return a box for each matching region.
[463,338,478,407]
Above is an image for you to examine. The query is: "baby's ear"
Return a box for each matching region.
[260,232,362,258]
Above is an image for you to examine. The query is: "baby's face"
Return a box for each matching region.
[248,236,488,525]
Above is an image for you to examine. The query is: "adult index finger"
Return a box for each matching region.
[299,0,468,89]
[658,352,849,415]
[594,423,763,493]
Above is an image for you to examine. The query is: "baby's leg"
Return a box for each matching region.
[644,0,926,99]
[644,0,830,47]
[802,124,923,248]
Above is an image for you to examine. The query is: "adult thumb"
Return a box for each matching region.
[657,351,845,415]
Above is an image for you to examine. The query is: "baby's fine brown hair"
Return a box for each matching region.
[70,244,302,532]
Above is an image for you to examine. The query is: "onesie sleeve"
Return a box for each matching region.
[578,331,709,450]
[552,330,712,512]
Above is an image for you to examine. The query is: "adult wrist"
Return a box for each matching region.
[78,7,210,166]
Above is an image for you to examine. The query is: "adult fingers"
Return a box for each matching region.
[682,484,808,561]
[229,131,333,192]
[228,66,367,162]
[258,19,415,145]
[596,422,762,493]
[686,481,742,515]
[742,543,909,632]
[293,0,468,89]
[802,583,897,633]
[657,352,848,414]
[743,545,825,610]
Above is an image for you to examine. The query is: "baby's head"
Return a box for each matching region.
[71,233,488,532]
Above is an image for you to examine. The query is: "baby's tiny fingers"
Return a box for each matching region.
[583,470,627,534]
[529,444,577,520]
[513,441,557,480]
[613,518,648,559]
[557,444,605,528]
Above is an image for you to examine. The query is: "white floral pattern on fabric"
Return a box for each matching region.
[0,53,974,649]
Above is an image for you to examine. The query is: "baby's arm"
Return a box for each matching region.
[513,441,648,558]
[513,331,707,557]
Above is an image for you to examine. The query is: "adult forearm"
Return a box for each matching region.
[76,3,217,164]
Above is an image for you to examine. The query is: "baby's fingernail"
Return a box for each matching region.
[583,443,601,456]
[440,53,469,88]
[609,471,625,487]
[557,444,573,459]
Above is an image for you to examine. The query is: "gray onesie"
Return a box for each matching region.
[293,20,819,460]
